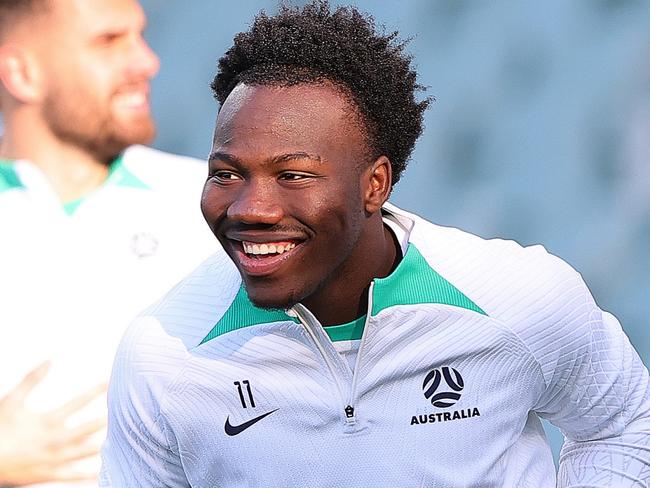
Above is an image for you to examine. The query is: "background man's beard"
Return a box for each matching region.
[43,101,156,165]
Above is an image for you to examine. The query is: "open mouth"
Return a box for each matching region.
[242,241,297,256]
[231,239,303,276]
[113,85,151,114]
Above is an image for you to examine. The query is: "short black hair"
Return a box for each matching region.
[212,0,429,185]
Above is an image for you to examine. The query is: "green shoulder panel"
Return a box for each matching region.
[372,244,486,316]
[200,285,299,344]
[0,161,24,193]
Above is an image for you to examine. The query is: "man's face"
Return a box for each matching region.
[202,83,371,310]
[36,0,160,161]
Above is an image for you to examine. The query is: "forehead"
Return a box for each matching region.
[214,83,365,153]
[47,0,145,38]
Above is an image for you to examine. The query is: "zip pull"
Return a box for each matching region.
[344,405,355,419]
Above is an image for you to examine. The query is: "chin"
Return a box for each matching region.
[111,117,156,146]
[244,283,301,311]
[127,125,156,145]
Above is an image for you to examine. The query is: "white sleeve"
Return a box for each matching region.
[100,318,190,487]
[524,268,650,486]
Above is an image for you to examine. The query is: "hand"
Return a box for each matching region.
[0,361,107,486]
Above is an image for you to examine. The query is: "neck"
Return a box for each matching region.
[0,111,111,203]
[303,215,399,326]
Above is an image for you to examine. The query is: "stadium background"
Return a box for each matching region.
[140,0,650,463]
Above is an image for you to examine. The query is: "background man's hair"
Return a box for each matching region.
[212,0,430,185]
[0,0,49,39]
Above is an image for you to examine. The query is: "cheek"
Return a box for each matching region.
[200,183,227,226]
[295,185,364,242]
[66,60,105,94]
[200,180,212,209]
[288,192,344,232]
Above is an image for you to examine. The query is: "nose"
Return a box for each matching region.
[227,180,284,225]
[131,35,160,79]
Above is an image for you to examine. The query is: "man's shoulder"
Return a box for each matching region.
[120,145,207,191]
[389,202,570,273]
[391,204,588,325]
[105,252,242,401]
[119,251,242,360]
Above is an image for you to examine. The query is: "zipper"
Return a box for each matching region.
[346,280,374,424]
[289,281,375,427]
[289,305,354,424]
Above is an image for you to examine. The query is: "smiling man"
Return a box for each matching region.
[101,2,650,487]
[0,0,215,486]
[205,81,399,322]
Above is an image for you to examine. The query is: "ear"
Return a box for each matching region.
[363,155,392,214]
[0,44,43,104]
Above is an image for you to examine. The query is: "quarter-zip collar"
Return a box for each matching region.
[199,206,486,346]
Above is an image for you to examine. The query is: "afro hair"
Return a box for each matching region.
[211,0,430,185]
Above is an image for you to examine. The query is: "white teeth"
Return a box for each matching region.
[242,242,296,255]
[115,92,147,108]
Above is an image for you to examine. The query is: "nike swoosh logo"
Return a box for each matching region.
[224,409,278,436]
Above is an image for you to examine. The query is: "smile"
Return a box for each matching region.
[232,239,303,276]
[113,84,151,112]
[242,241,296,256]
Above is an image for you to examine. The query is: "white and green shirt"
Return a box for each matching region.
[0,145,217,488]
[101,203,650,487]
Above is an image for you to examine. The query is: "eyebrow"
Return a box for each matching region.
[208,152,240,164]
[208,151,322,165]
[270,152,322,164]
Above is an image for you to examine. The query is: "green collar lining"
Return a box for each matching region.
[106,154,149,190]
[0,154,149,211]
[199,243,485,345]
[62,198,84,215]
[0,160,24,193]
[64,155,149,214]
[323,316,366,342]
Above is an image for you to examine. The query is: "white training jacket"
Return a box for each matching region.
[101,202,650,487]
[0,145,216,488]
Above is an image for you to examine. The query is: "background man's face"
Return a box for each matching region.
[36,0,160,160]
[202,82,371,310]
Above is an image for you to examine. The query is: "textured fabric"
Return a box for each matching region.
[101,202,650,488]
[331,338,361,373]
[0,145,218,488]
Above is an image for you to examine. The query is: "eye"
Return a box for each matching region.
[278,172,309,181]
[95,31,124,46]
[211,170,243,183]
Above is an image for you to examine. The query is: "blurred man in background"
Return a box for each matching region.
[0,0,216,485]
